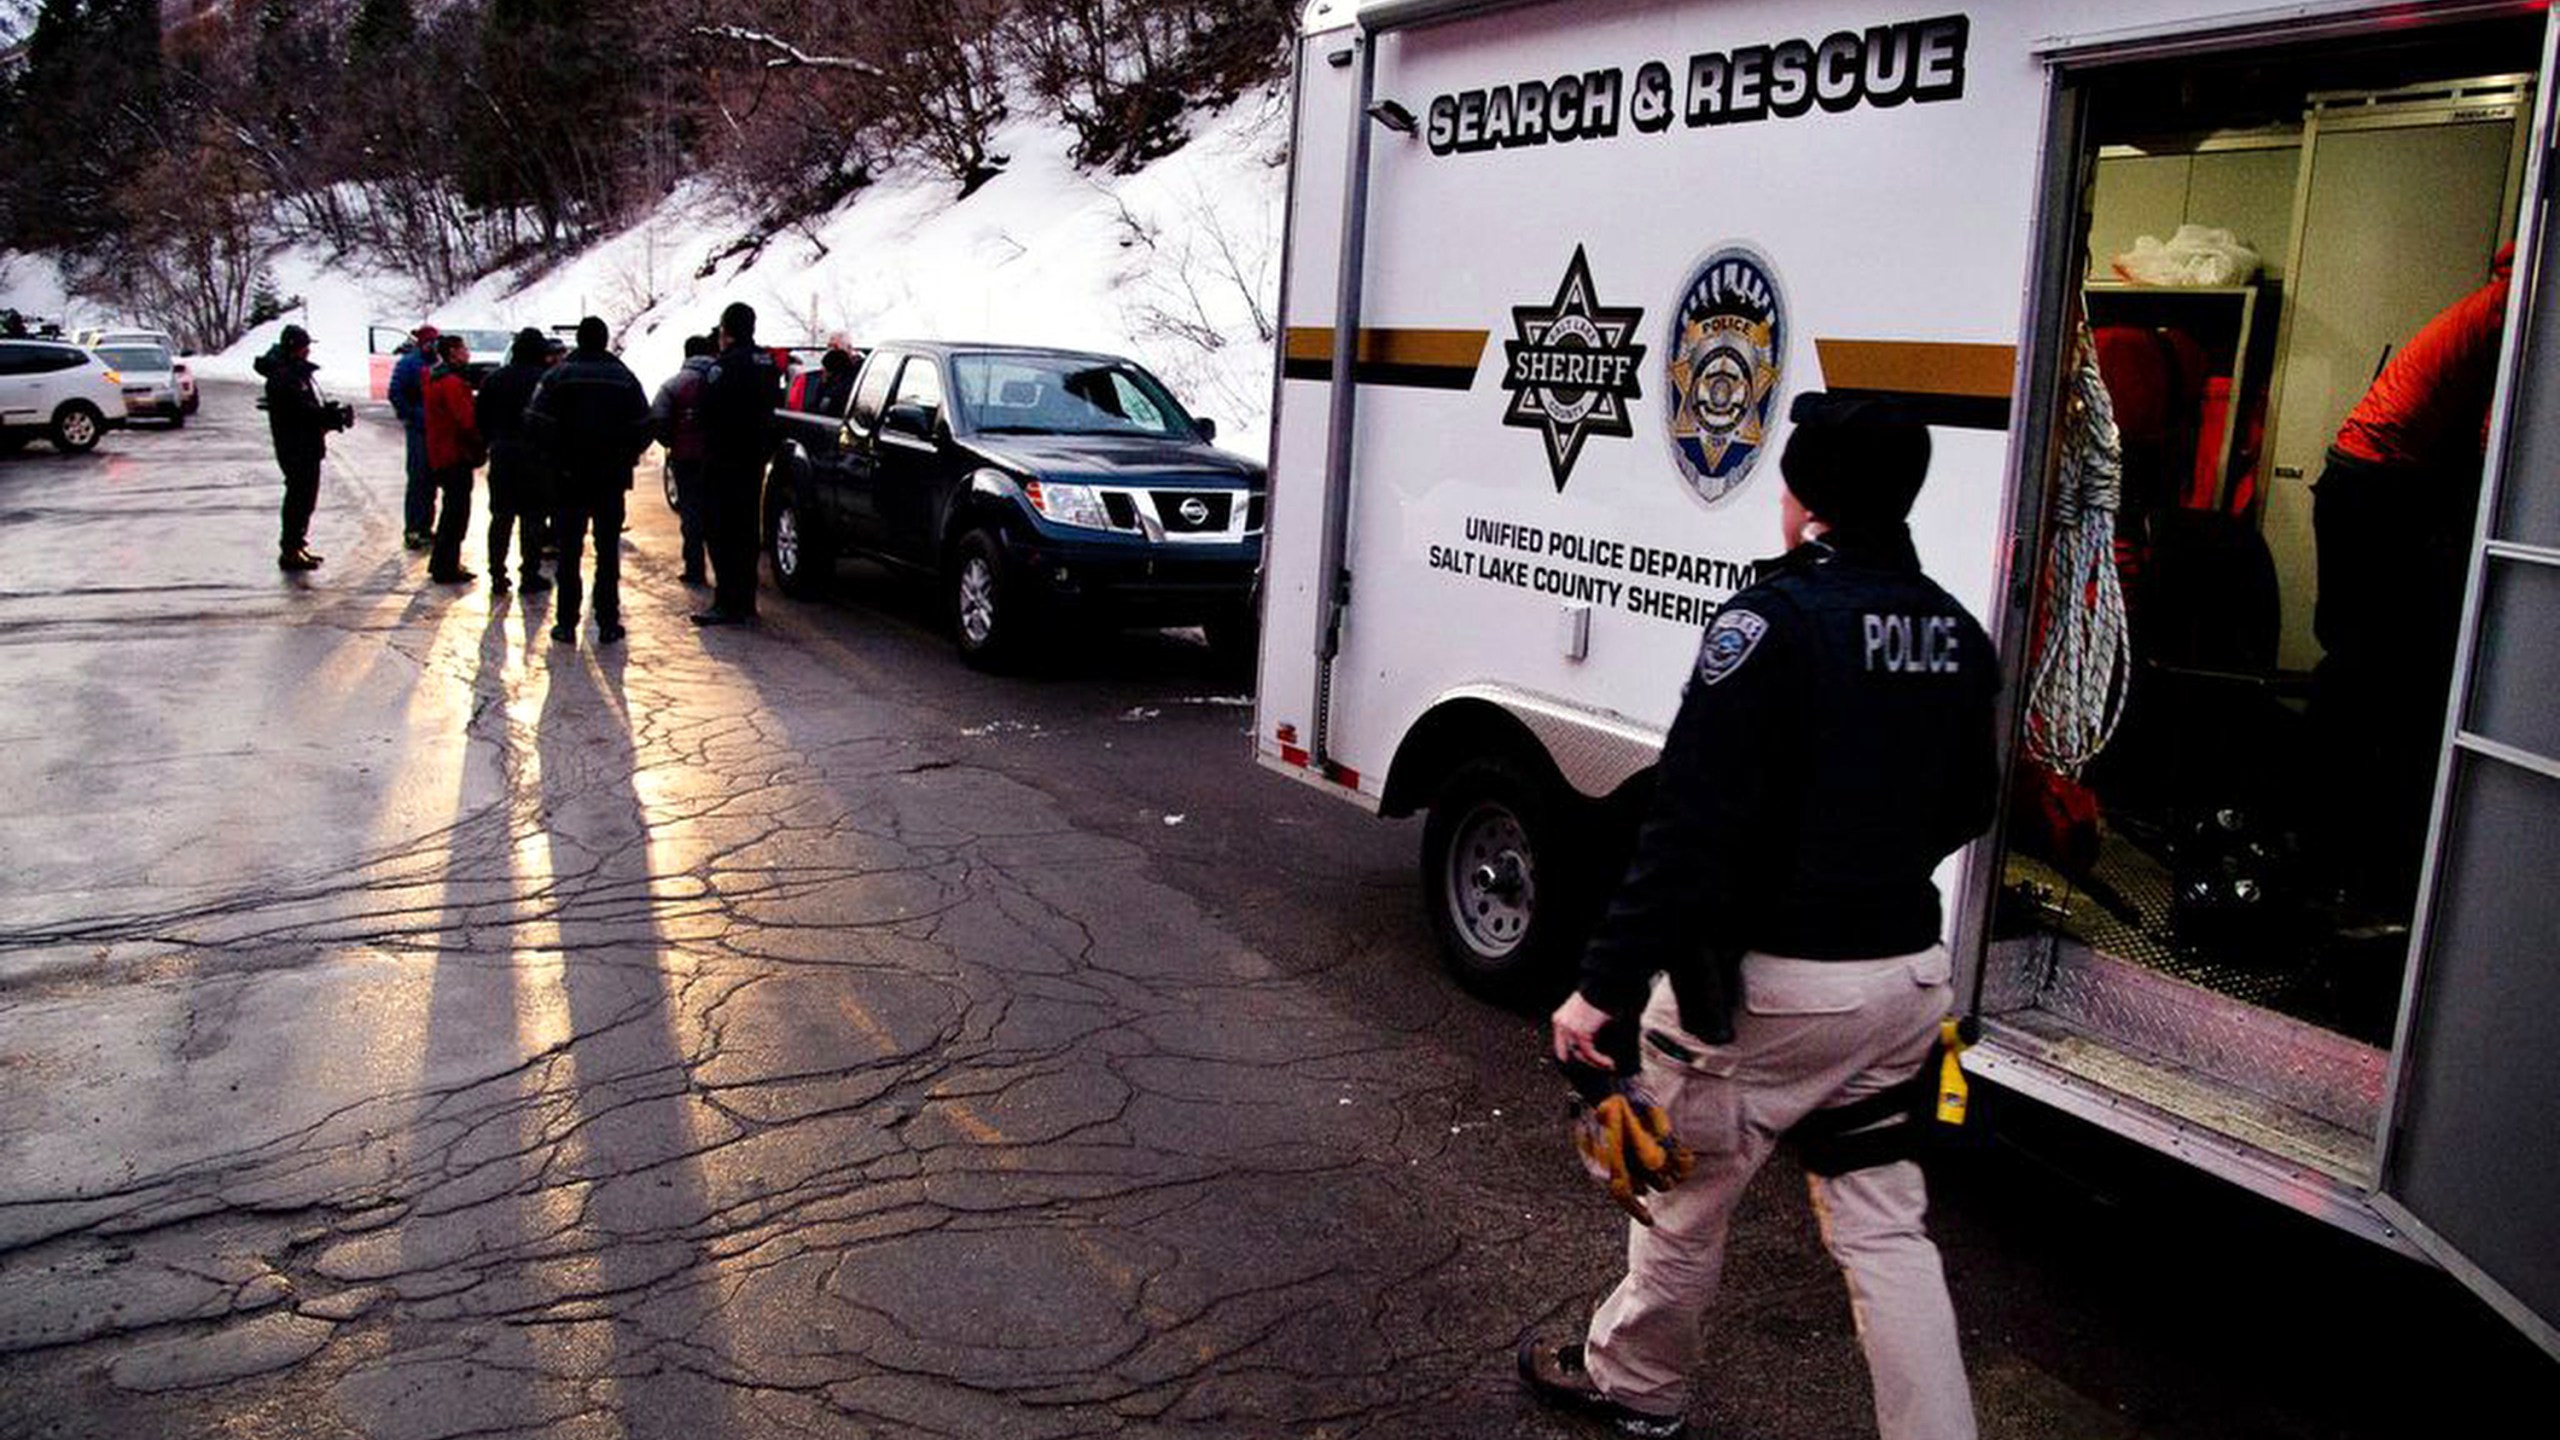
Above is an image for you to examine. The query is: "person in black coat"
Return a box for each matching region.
[476,328,555,594]
[252,324,344,572]
[526,316,653,646]
[693,301,781,627]
[1526,395,1998,1440]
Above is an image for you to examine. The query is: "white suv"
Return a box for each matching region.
[0,339,129,453]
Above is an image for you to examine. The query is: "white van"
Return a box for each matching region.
[1254,0,2560,1356]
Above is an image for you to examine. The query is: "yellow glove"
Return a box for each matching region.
[1572,1090,1696,1227]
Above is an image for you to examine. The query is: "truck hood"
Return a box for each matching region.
[964,432,1264,486]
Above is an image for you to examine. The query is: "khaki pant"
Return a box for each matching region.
[1584,948,1977,1440]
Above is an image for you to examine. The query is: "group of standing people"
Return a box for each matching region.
[385,318,652,644]
[261,301,783,642]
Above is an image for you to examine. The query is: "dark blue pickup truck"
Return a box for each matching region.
[765,341,1264,670]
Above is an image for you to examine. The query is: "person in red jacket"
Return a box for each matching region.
[422,333,487,584]
[2311,241,2514,914]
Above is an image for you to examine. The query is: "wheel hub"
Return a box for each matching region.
[1448,803,1535,958]
[775,508,800,575]
[958,557,996,645]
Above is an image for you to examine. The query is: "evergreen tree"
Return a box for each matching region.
[347,0,416,70]
[0,0,167,249]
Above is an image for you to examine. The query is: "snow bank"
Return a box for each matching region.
[483,89,1291,459]
[0,88,1290,460]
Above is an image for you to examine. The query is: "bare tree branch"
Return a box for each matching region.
[690,24,886,78]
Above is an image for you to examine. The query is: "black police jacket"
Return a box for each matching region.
[476,359,545,463]
[1577,525,2000,1042]
[700,341,781,483]
[527,348,653,500]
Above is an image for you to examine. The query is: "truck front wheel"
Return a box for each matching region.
[1420,759,1597,1000]
[951,528,1026,670]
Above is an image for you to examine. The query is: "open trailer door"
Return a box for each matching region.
[2370,18,2560,1361]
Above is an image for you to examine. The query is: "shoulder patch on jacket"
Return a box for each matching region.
[1695,608,1770,686]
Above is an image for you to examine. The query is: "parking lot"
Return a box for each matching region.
[0,384,2550,1439]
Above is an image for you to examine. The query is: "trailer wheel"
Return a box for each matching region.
[1421,759,1592,999]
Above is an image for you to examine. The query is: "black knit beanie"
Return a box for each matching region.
[1779,391,1930,530]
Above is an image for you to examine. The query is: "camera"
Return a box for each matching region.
[323,400,356,433]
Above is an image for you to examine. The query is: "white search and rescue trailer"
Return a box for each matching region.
[1254,0,2560,1355]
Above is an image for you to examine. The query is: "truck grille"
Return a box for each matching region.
[1150,491,1233,534]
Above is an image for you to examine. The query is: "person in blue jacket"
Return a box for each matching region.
[386,323,440,549]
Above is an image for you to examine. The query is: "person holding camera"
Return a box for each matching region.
[253,323,352,573]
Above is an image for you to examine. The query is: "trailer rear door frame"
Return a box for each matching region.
[2366,8,2560,1364]
[2003,0,2560,1357]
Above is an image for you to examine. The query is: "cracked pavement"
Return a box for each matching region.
[1,386,2552,1439]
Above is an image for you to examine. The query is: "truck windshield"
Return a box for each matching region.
[950,354,1195,440]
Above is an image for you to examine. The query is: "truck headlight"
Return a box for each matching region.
[1022,478,1111,530]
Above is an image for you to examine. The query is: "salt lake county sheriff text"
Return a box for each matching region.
[1429,516,1761,627]
[1424,13,1969,157]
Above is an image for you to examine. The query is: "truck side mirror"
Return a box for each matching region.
[884,401,939,439]
[1194,416,1219,443]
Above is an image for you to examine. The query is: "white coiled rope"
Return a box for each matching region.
[2025,324,2133,777]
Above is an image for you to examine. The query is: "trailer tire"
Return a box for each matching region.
[1421,759,1595,1000]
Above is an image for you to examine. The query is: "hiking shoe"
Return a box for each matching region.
[1518,1339,1688,1439]
[278,551,320,572]
[430,568,476,585]
[521,573,553,594]
[596,621,625,644]
[550,624,576,646]
[403,530,430,551]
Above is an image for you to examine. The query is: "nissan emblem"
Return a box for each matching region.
[1179,497,1211,525]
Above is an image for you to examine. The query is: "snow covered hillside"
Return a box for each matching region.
[4,88,1291,461]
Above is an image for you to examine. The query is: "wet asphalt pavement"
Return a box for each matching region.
[0,384,2551,1439]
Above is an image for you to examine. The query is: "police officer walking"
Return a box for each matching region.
[691,302,780,628]
[1521,394,1999,1440]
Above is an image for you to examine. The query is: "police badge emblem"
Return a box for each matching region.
[1500,245,1648,492]
[1666,245,1787,507]
[1694,607,1768,686]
